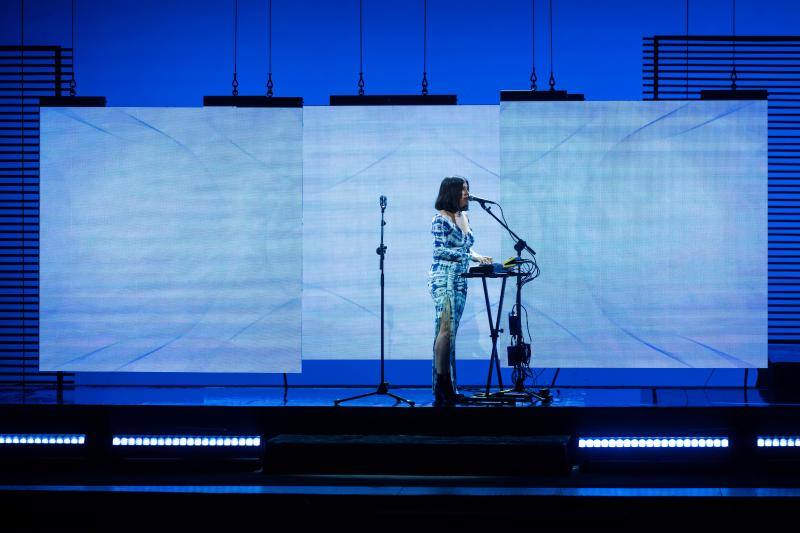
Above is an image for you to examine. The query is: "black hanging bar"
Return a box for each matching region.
[700,89,768,100]
[500,90,584,102]
[39,96,106,107]
[203,96,303,108]
[329,94,456,106]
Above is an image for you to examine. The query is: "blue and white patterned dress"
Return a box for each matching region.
[427,212,474,391]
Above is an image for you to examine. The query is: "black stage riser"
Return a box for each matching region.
[1,404,800,474]
[263,434,571,475]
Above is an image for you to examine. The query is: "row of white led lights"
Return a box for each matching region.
[2,434,799,448]
[112,435,261,447]
[580,436,800,449]
[0,434,258,447]
[758,437,800,447]
[578,437,729,448]
[0,434,86,445]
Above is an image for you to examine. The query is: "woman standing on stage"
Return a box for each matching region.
[428,176,492,405]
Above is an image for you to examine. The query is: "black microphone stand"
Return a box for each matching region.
[474,199,551,404]
[335,196,414,407]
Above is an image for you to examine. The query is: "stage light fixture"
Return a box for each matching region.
[112,435,261,447]
[578,437,729,449]
[0,434,86,446]
[758,437,799,448]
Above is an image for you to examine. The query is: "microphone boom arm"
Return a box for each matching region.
[476,201,536,257]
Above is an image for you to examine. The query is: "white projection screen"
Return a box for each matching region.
[302,105,503,360]
[40,107,302,373]
[39,101,767,373]
[500,100,768,368]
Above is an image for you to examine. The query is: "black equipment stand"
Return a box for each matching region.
[470,199,552,404]
[461,271,511,397]
[335,196,414,407]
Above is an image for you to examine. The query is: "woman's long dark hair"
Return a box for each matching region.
[434,176,469,212]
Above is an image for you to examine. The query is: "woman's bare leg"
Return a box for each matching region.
[434,300,452,375]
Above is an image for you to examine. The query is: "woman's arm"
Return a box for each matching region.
[470,249,493,264]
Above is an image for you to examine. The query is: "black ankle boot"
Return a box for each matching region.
[433,373,448,405]
[434,373,463,405]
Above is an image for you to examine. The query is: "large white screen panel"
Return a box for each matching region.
[500,100,768,368]
[40,107,302,372]
[303,105,502,359]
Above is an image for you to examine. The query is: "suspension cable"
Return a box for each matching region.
[266,0,273,97]
[548,0,555,91]
[232,0,239,96]
[358,0,365,95]
[530,0,537,90]
[421,0,428,95]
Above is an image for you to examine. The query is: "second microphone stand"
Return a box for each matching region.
[335,195,414,407]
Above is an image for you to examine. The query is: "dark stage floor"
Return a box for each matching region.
[1,384,799,531]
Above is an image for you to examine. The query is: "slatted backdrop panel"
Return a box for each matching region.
[0,46,74,386]
[644,35,800,347]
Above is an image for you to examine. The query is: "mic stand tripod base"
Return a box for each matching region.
[466,391,519,405]
[475,363,554,404]
[334,382,415,407]
[487,381,553,404]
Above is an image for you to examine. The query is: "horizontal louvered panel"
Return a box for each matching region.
[0,46,72,385]
[645,36,800,343]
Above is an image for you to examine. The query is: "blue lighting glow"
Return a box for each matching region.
[111,435,261,447]
[577,437,729,449]
[0,434,86,445]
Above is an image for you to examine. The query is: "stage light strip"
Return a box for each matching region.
[112,435,261,447]
[0,434,86,445]
[757,437,800,447]
[577,437,729,449]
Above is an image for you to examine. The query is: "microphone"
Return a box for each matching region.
[468,194,496,206]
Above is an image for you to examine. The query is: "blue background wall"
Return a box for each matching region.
[2,0,796,387]
[2,0,800,105]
